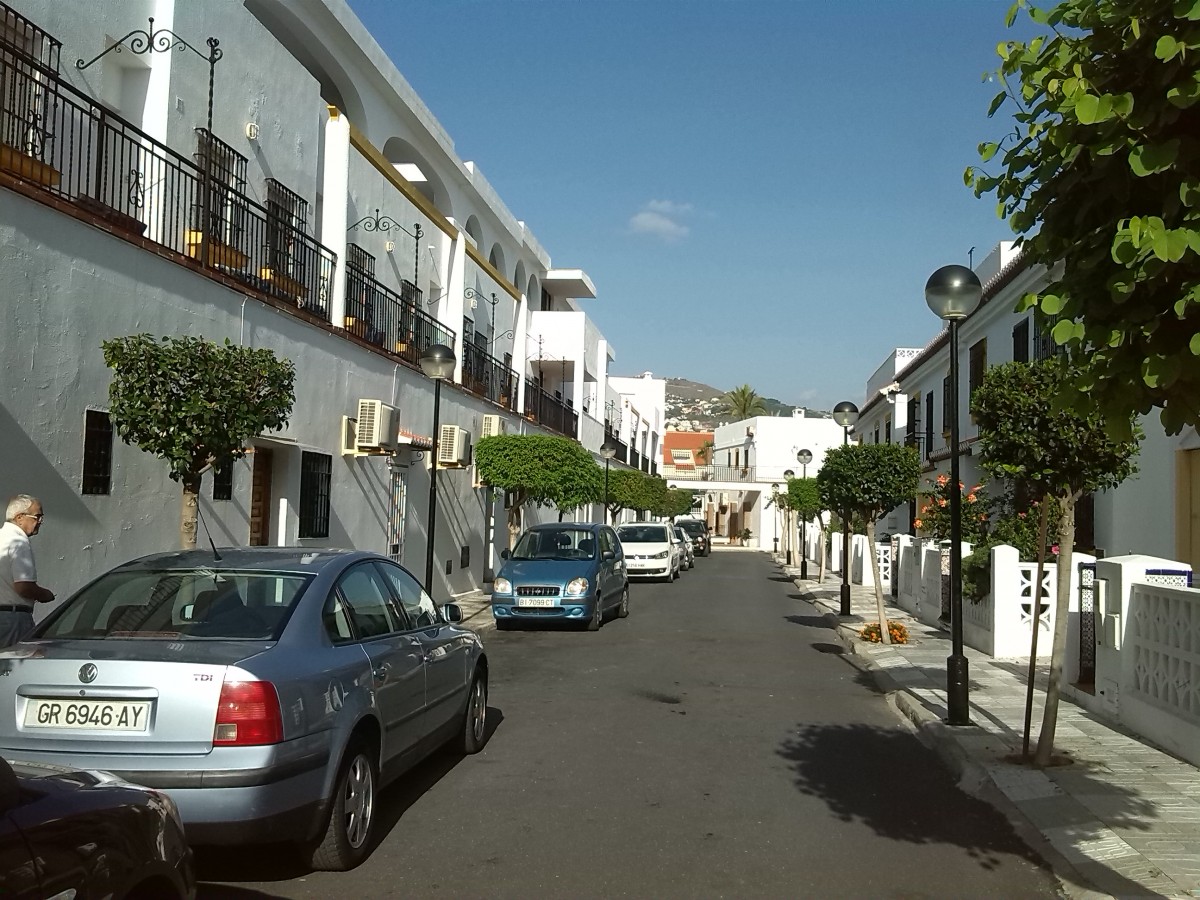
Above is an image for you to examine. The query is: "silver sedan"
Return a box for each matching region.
[0,548,490,871]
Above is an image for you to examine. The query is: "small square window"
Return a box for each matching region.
[212,464,233,502]
[82,410,113,495]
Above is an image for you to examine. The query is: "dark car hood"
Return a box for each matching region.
[498,559,596,583]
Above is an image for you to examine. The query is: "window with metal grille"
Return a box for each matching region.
[885,418,891,444]
[192,128,247,244]
[298,451,332,538]
[905,394,920,448]
[969,338,987,407]
[81,409,113,495]
[1033,317,1058,361]
[924,392,934,458]
[873,423,880,444]
[265,178,307,276]
[212,464,233,502]
[941,376,950,433]
[1012,318,1030,363]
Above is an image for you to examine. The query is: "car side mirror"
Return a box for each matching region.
[602,549,616,560]
[500,549,510,560]
[440,602,463,624]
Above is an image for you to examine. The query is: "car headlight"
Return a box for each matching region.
[565,577,589,596]
[652,550,669,559]
[493,577,512,595]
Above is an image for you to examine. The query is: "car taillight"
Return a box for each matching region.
[213,680,283,746]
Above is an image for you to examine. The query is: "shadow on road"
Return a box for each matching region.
[783,614,834,629]
[195,706,506,893]
[777,720,1048,871]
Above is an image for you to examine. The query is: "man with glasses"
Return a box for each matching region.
[0,495,55,647]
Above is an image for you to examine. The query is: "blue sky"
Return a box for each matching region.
[348,0,1034,411]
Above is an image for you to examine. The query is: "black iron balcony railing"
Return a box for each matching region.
[629,448,641,471]
[462,341,518,412]
[345,264,456,372]
[523,382,578,438]
[607,435,628,464]
[642,456,651,474]
[0,41,335,314]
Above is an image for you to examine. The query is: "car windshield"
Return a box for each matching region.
[677,521,705,536]
[510,529,598,561]
[617,525,669,543]
[37,568,314,641]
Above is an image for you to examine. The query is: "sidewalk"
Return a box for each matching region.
[784,560,1200,900]
[446,589,495,633]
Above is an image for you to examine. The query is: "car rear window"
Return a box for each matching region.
[677,521,706,536]
[37,569,313,641]
[617,525,669,543]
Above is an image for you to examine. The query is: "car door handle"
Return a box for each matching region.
[372,664,391,681]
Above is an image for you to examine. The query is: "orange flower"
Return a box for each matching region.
[936,474,949,486]
[913,518,923,528]
[937,498,947,507]
[967,493,977,502]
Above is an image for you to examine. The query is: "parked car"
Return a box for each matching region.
[0,548,489,872]
[676,519,711,557]
[491,523,629,631]
[673,527,695,571]
[0,755,194,898]
[616,523,681,582]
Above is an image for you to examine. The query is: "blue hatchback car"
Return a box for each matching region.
[491,523,629,631]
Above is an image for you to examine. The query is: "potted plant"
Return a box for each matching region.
[739,527,752,545]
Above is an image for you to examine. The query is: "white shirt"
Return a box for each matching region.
[0,521,37,611]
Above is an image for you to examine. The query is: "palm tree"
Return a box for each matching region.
[718,385,768,420]
[697,439,715,464]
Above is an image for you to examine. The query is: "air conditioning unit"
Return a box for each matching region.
[355,399,400,452]
[437,424,471,467]
[481,414,507,438]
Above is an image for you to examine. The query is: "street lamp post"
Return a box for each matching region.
[781,473,794,564]
[797,449,813,579]
[831,402,859,616]
[600,440,618,524]
[421,344,456,595]
[925,264,984,727]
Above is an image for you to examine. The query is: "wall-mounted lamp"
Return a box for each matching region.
[245,122,259,141]
[385,240,395,254]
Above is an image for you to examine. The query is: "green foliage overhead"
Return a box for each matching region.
[718,384,768,420]
[816,443,921,525]
[970,358,1141,499]
[969,0,1200,434]
[102,334,296,484]
[605,468,661,519]
[474,434,601,513]
[786,477,821,518]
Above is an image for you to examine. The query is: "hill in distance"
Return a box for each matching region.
[652,377,830,431]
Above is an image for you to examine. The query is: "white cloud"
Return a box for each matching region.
[629,210,690,242]
[645,199,694,216]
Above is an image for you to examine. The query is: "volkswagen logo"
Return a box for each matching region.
[78,664,98,684]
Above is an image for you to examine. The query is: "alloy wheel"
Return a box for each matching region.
[343,754,375,849]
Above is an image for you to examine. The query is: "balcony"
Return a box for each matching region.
[523,382,577,438]
[0,35,335,318]
[661,464,759,483]
[462,341,518,412]
[345,264,456,372]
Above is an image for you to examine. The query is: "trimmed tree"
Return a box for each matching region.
[101,334,295,550]
[969,0,1200,435]
[474,434,602,546]
[817,444,920,644]
[787,477,822,565]
[971,357,1140,765]
[656,488,696,521]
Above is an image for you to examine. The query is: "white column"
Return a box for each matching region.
[443,231,468,382]
[321,108,350,326]
[514,294,529,415]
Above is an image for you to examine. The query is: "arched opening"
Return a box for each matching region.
[527,274,541,312]
[463,216,483,248]
[488,243,506,277]
[381,136,454,220]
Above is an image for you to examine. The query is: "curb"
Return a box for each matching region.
[791,578,1113,900]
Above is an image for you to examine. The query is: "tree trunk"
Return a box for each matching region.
[865,519,892,644]
[1022,495,1052,761]
[180,476,201,550]
[818,516,828,583]
[1034,492,1077,767]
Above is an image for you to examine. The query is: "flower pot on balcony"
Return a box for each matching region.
[0,143,61,188]
[184,230,249,269]
[75,195,147,237]
[343,317,368,339]
[260,267,306,304]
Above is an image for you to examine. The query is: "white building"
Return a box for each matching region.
[851,242,1198,567]
[0,0,662,601]
[662,410,842,548]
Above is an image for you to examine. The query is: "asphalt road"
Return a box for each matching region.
[198,551,1062,899]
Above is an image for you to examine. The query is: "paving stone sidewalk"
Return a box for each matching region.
[786,562,1200,900]
[444,589,494,633]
